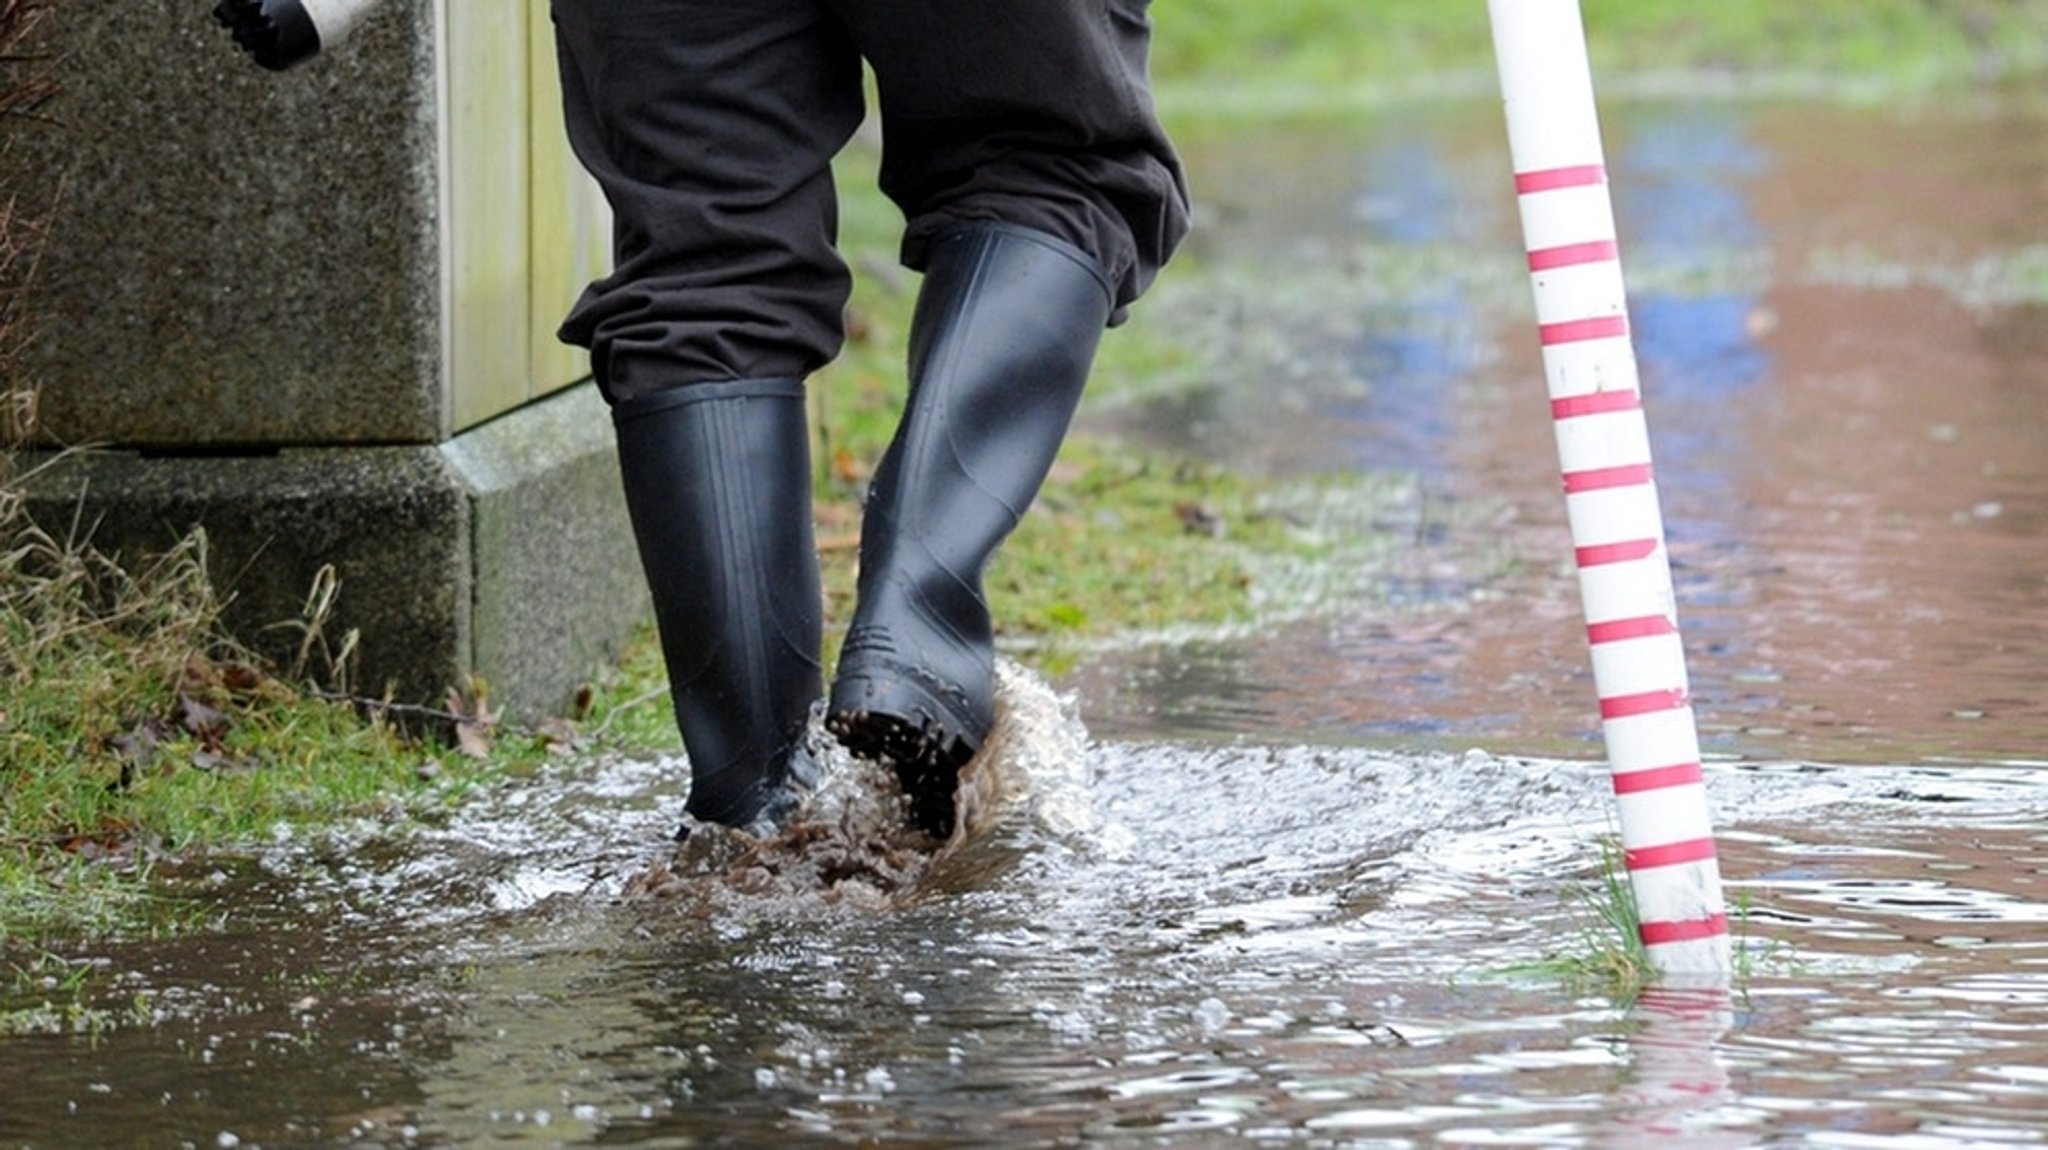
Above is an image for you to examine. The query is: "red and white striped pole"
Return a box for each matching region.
[1487,0,1731,974]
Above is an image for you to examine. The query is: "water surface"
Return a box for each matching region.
[1076,97,2048,767]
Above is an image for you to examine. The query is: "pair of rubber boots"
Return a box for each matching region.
[613,223,1113,838]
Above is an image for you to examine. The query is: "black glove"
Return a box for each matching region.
[213,0,324,71]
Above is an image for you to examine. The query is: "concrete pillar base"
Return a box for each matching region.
[21,383,648,720]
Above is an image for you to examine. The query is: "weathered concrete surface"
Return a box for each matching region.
[19,384,645,718]
[7,5,647,718]
[442,384,650,720]
[16,0,444,447]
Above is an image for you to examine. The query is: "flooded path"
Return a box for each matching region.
[8,95,2048,1146]
[1074,96,2048,768]
[7,707,2045,1146]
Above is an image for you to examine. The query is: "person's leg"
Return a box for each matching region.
[831,0,1189,320]
[552,0,865,397]
[552,0,862,829]
[827,222,1112,837]
[824,0,1191,836]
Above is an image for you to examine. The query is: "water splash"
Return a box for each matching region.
[617,661,1119,912]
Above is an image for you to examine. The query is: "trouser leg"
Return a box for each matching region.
[828,0,1190,319]
[551,0,865,400]
[551,1,856,828]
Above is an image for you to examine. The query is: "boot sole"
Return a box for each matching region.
[827,674,981,837]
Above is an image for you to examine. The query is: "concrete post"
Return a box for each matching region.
[13,1,647,717]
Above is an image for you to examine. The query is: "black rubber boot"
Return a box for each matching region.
[613,378,824,831]
[827,223,1114,837]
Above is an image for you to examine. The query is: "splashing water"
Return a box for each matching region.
[613,662,1126,914]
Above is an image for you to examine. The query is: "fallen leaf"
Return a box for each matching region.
[1175,501,1225,537]
[61,818,144,863]
[107,725,159,791]
[832,446,867,485]
[177,693,231,745]
[189,749,254,773]
[446,686,498,760]
[445,685,497,726]
[220,661,267,694]
[536,717,582,755]
[844,305,875,344]
[455,720,492,760]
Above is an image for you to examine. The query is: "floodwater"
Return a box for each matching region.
[7,94,2048,1147]
[1077,94,2048,768]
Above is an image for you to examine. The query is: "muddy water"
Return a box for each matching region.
[7,97,2048,1147]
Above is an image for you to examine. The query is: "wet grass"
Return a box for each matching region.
[1496,838,1791,1001]
[0,510,508,944]
[1808,242,2048,307]
[2,950,152,1038]
[1467,837,1650,1001]
[1544,838,1657,1000]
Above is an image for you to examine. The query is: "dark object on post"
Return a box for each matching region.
[213,0,381,71]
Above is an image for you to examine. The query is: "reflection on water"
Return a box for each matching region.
[9,97,2048,1146]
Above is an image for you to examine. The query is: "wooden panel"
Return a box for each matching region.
[445,0,532,432]
[527,2,610,400]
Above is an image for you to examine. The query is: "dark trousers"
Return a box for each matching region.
[550,0,1190,402]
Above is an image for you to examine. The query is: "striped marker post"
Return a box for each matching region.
[1487,0,1731,974]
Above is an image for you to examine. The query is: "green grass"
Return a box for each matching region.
[2,948,155,1037]
[0,513,509,945]
[1493,837,1792,1001]
[1483,837,1664,1002]
[1554,837,1657,999]
[1150,0,2048,105]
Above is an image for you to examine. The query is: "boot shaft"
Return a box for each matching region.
[614,377,823,828]
[830,223,1114,836]
[865,223,1115,606]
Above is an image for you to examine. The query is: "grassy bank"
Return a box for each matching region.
[1152,0,2048,106]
